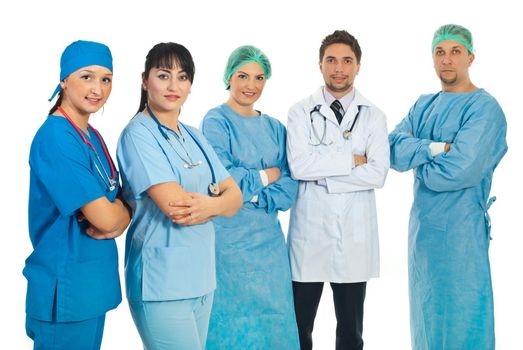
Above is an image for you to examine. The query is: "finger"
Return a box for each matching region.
[169,208,191,216]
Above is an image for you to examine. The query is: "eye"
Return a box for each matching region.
[344,58,352,64]
[158,73,169,80]
[80,74,91,80]
[435,50,444,56]
[256,75,265,81]
[102,77,112,83]
[452,48,461,55]
[178,73,189,81]
[326,58,335,64]
[237,73,247,79]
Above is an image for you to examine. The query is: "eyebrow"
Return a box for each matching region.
[78,69,113,76]
[325,56,353,60]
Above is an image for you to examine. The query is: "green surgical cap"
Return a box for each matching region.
[432,24,474,54]
[223,45,272,89]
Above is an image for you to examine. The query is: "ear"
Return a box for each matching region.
[468,53,475,67]
[141,72,147,91]
[356,62,361,75]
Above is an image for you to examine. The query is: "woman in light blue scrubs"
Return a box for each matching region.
[116,42,242,350]
[201,45,300,349]
[24,40,131,350]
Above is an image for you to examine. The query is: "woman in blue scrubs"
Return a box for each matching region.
[24,40,131,350]
[116,42,242,350]
[201,45,300,349]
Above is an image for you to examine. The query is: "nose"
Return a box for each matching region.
[441,54,452,65]
[246,77,256,89]
[90,80,102,95]
[167,78,177,91]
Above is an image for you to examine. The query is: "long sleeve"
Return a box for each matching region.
[286,104,353,181]
[415,100,507,192]
[323,108,390,193]
[255,126,298,213]
[201,113,264,202]
[389,102,435,172]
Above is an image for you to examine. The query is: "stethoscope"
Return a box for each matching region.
[309,104,361,146]
[58,106,118,192]
[146,105,220,197]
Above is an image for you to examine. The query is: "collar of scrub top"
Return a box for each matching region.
[57,106,117,191]
[145,105,220,196]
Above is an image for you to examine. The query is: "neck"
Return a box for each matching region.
[226,98,258,117]
[442,79,477,93]
[57,103,90,133]
[325,85,354,100]
[145,105,180,132]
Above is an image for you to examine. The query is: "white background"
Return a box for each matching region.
[2,0,522,348]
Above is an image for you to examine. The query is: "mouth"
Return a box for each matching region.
[242,91,256,98]
[165,94,180,101]
[331,75,348,83]
[85,97,102,104]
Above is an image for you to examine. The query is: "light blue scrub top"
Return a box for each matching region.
[25,116,121,322]
[117,112,229,302]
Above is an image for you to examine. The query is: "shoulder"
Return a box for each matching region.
[202,105,232,127]
[354,90,387,123]
[31,116,82,153]
[120,113,157,138]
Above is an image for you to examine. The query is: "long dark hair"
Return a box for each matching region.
[49,90,63,115]
[137,42,195,114]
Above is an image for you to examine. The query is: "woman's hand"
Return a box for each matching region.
[168,192,219,226]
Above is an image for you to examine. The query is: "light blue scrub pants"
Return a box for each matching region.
[26,315,106,350]
[129,292,214,350]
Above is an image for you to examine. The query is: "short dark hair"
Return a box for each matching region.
[137,42,195,113]
[319,30,362,63]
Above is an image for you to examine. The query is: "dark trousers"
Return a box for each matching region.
[292,281,367,350]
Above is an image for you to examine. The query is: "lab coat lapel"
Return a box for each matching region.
[311,88,339,126]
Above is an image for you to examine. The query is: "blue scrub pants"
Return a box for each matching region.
[129,292,214,350]
[25,315,106,350]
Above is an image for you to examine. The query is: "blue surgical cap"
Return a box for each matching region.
[223,45,271,90]
[49,40,113,101]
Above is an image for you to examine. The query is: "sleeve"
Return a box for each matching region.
[116,124,180,199]
[193,128,230,185]
[323,108,390,193]
[29,128,105,217]
[201,112,264,202]
[286,103,353,181]
[388,101,435,172]
[415,100,508,192]
[254,122,298,213]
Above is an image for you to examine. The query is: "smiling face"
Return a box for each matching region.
[227,61,266,114]
[60,65,112,118]
[433,40,475,92]
[320,43,360,99]
[143,63,192,117]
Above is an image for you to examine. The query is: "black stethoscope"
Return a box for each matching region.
[309,104,361,146]
[58,106,118,192]
[146,105,220,197]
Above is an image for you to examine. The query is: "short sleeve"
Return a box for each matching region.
[29,126,105,217]
[117,123,180,199]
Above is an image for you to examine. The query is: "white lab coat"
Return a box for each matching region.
[286,87,389,282]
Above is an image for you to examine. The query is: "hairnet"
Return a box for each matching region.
[223,45,271,89]
[432,24,474,54]
[49,40,113,101]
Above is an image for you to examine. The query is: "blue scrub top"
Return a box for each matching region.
[25,116,122,323]
[117,112,229,302]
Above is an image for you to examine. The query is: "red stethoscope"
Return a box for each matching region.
[58,106,117,191]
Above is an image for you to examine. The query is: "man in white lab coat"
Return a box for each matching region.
[286,30,389,350]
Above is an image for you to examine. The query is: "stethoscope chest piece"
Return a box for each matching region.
[343,130,352,140]
[208,183,220,197]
